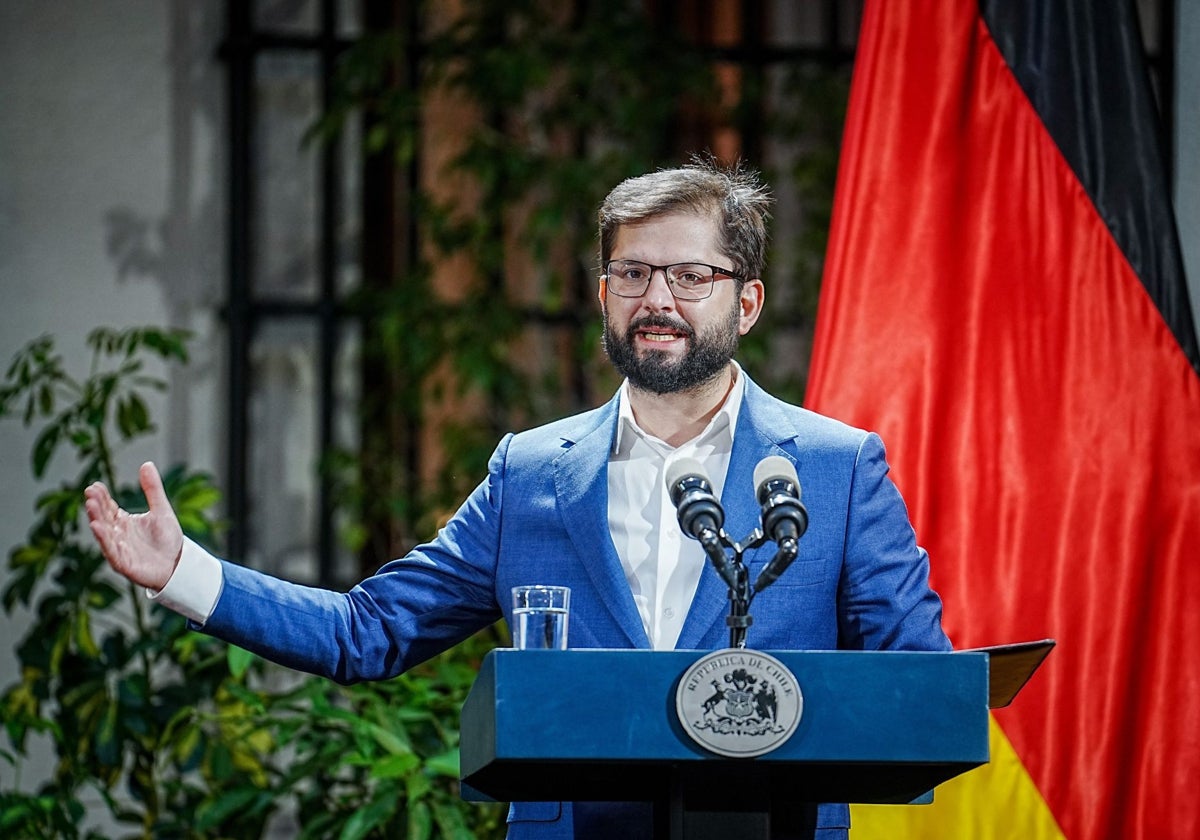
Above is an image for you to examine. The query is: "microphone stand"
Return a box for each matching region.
[714,527,768,649]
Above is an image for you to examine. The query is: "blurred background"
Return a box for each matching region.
[1,1,1196,837]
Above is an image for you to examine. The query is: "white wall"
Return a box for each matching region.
[0,0,225,804]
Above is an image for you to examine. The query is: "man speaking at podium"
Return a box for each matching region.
[85,160,950,839]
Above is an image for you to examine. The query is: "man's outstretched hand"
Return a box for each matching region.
[85,461,184,592]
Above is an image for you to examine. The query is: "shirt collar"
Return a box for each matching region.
[613,361,746,455]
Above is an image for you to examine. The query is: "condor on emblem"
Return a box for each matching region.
[675,649,803,758]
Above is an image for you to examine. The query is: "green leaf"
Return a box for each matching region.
[195,787,263,832]
[30,421,62,478]
[117,673,149,709]
[207,741,234,781]
[405,800,433,840]
[100,630,128,667]
[227,645,256,680]
[86,581,123,610]
[172,721,205,770]
[405,771,433,802]
[424,748,460,778]
[139,326,192,362]
[431,799,476,840]
[364,720,413,756]
[74,610,100,657]
[86,326,117,354]
[339,793,399,840]
[35,486,78,514]
[115,393,153,438]
[37,382,54,415]
[369,752,421,780]
[121,392,151,437]
[93,699,120,767]
[9,539,54,569]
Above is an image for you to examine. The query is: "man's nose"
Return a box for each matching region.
[641,267,676,309]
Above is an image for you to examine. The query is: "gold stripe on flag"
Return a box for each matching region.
[850,716,1065,839]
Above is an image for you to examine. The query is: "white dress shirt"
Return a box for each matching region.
[149,536,222,625]
[608,365,743,650]
[152,364,746,649]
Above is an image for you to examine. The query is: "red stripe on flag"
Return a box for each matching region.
[807,1,1200,838]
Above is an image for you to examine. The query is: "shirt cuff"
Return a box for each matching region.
[146,537,224,625]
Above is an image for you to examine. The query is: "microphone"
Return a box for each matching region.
[666,457,724,537]
[752,456,809,591]
[665,458,736,588]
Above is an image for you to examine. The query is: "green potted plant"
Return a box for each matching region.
[0,328,506,838]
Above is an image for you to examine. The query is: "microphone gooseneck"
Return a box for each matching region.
[752,456,809,592]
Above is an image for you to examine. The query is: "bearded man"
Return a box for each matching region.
[86,160,950,840]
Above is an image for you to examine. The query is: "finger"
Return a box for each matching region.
[83,494,103,524]
[89,519,121,566]
[139,461,171,514]
[83,482,116,522]
[101,482,121,520]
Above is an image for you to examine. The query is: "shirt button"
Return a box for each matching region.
[663,607,675,619]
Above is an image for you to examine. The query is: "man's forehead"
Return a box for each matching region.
[613,210,720,240]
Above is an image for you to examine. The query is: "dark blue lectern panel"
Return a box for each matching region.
[460,649,988,805]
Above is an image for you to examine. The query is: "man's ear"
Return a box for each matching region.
[738,278,765,335]
[598,276,608,304]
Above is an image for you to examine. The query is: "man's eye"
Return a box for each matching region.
[621,267,646,281]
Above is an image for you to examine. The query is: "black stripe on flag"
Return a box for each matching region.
[980,0,1199,374]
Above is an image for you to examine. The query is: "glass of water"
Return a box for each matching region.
[511,585,570,649]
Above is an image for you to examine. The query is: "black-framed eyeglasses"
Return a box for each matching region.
[603,259,741,301]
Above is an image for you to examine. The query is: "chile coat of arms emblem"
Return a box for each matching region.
[675,649,804,758]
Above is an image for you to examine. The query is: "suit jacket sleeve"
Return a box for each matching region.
[200,436,514,683]
[836,431,951,652]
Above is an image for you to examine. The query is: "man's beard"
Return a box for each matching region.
[602,304,741,395]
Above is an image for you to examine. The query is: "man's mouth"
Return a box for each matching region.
[639,329,684,342]
[631,318,692,345]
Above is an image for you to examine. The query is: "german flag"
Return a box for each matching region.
[805,1,1200,837]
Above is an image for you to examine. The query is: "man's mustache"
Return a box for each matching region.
[626,314,695,340]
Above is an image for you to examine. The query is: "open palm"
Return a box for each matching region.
[84,461,183,592]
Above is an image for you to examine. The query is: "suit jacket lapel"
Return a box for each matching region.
[675,376,798,650]
[553,397,649,649]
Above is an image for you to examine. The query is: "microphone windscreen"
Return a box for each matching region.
[665,456,711,493]
[753,455,800,497]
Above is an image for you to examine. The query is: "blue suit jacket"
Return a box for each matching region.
[203,374,950,838]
